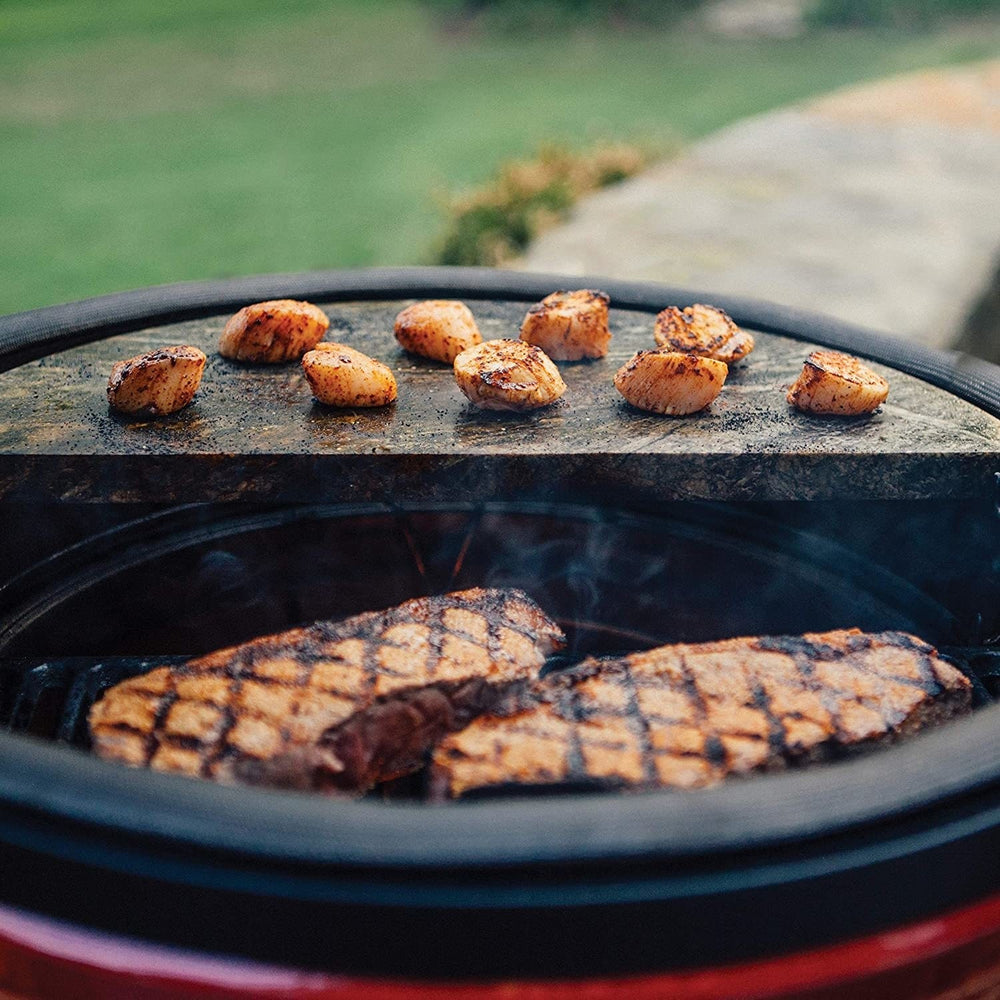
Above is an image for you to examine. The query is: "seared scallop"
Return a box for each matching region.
[219,300,329,363]
[394,300,482,364]
[614,350,728,415]
[654,304,753,363]
[454,339,566,411]
[107,346,207,416]
[520,289,611,361]
[787,350,888,416]
[302,343,397,407]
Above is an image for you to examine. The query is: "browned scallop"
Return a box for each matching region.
[454,339,567,411]
[614,350,728,415]
[107,346,207,416]
[787,350,889,416]
[218,300,329,363]
[302,343,397,407]
[394,300,483,364]
[520,289,611,361]
[654,304,754,363]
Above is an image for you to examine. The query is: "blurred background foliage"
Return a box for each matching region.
[435,141,661,266]
[425,0,996,29]
[807,0,996,26]
[420,0,704,31]
[1,0,997,313]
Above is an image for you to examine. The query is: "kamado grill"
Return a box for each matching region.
[0,267,999,999]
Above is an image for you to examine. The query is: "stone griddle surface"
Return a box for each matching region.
[1,299,997,502]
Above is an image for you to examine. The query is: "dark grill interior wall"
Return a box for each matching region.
[1,499,996,659]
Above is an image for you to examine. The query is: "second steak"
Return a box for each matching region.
[430,629,972,799]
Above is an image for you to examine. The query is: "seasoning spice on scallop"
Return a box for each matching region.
[394,300,482,364]
[787,350,889,416]
[614,350,728,415]
[302,342,397,408]
[218,299,329,363]
[454,339,567,411]
[519,289,611,361]
[106,345,207,416]
[654,303,754,363]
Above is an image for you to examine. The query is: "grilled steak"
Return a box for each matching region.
[89,588,565,785]
[236,673,520,793]
[429,629,972,799]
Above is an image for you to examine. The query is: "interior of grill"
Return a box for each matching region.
[1,502,996,798]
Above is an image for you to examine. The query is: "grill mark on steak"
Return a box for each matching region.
[430,630,973,800]
[622,661,659,785]
[148,688,178,764]
[428,600,450,681]
[751,680,786,756]
[679,651,727,768]
[274,658,313,771]
[758,635,852,748]
[202,701,238,778]
[89,588,565,786]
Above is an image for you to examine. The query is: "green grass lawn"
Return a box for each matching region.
[2,0,997,314]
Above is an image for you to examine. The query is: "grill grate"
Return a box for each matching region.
[0,657,187,748]
[1,646,996,752]
[944,646,1000,704]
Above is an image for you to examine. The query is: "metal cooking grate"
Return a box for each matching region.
[0,656,187,748]
[945,647,1000,703]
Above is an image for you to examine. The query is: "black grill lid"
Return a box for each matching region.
[0,268,998,504]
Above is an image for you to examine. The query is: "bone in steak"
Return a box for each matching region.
[89,588,565,784]
[429,629,972,799]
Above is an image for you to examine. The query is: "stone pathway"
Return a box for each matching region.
[518,62,1000,350]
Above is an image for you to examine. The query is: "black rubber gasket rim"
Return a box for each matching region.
[1,267,999,978]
